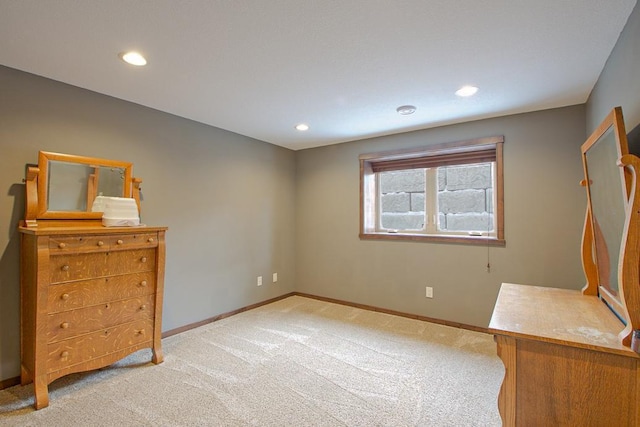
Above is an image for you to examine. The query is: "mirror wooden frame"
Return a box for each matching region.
[581,107,640,346]
[24,151,141,227]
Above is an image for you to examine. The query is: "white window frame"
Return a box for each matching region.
[359,136,505,246]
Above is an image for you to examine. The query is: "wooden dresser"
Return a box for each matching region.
[489,283,640,426]
[488,109,640,425]
[19,222,167,409]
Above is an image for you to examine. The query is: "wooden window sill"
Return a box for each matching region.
[359,232,506,247]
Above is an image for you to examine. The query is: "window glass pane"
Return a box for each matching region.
[378,169,426,230]
[436,163,494,233]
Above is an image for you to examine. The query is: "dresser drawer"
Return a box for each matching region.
[47,272,155,313]
[50,248,156,284]
[49,236,109,254]
[109,233,159,251]
[46,318,153,374]
[47,294,155,343]
[49,233,158,254]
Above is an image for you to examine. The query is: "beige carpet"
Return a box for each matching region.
[0,296,503,426]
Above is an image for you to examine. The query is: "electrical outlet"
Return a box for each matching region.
[425,286,433,298]
[273,272,278,283]
[257,276,263,286]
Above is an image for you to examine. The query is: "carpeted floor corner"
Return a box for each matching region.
[0,296,504,426]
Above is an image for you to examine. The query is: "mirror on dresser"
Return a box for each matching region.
[47,159,127,211]
[23,151,141,227]
[581,106,640,349]
[580,107,631,320]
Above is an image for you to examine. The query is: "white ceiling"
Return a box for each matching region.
[1,1,637,150]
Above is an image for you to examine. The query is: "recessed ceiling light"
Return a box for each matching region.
[119,51,147,66]
[396,105,417,115]
[455,85,478,97]
[295,123,309,131]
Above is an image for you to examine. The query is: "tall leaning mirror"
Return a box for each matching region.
[582,107,630,328]
[24,151,141,226]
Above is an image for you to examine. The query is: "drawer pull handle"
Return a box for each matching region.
[58,242,66,249]
[117,239,124,245]
[140,257,148,263]
[140,304,147,311]
[135,329,145,336]
[105,303,111,309]
[140,280,148,287]
[148,237,155,243]
[61,293,70,301]
[61,265,70,272]
[60,351,69,359]
[97,240,104,247]
[60,322,69,329]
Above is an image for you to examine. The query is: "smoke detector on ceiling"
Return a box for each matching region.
[396,105,417,115]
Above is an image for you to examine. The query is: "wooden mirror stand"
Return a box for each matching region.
[580,107,640,347]
[23,151,142,227]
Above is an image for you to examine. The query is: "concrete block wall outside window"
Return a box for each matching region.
[379,163,494,232]
[380,169,426,230]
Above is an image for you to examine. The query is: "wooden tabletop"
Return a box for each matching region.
[489,283,638,357]
[19,220,167,235]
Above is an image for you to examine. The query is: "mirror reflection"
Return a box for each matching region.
[585,125,627,297]
[47,160,126,212]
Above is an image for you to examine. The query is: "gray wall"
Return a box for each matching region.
[295,105,587,328]
[587,0,640,135]
[0,66,296,382]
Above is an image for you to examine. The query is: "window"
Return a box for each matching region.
[359,136,505,246]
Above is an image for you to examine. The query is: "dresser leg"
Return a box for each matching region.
[152,347,164,364]
[21,365,33,385]
[33,377,49,410]
[495,335,516,427]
